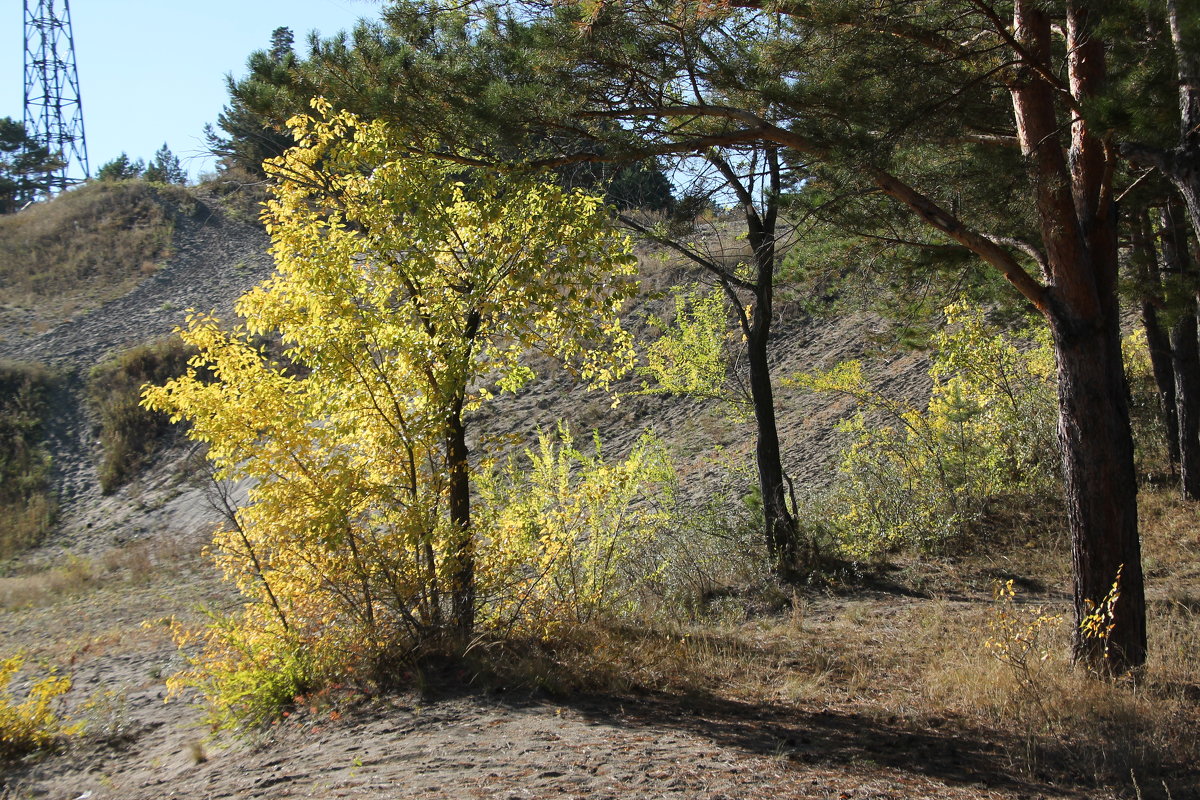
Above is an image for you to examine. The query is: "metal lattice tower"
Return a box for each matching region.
[23,0,89,195]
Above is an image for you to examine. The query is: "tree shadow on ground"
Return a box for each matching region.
[559,689,1088,798]
[431,639,1189,800]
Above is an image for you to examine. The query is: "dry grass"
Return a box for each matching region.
[486,486,1200,799]
[86,337,197,493]
[0,535,197,611]
[0,181,193,321]
[0,556,99,611]
[1138,489,1200,584]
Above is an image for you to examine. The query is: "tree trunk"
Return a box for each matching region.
[446,400,475,635]
[1168,0,1200,235]
[1169,305,1200,498]
[746,310,798,580]
[1010,0,1146,672]
[712,146,802,581]
[1132,213,1180,475]
[1141,299,1180,474]
[1161,205,1200,498]
[1123,1,1200,244]
[1049,307,1147,671]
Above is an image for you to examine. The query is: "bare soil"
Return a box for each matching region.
[2,550,1086,800]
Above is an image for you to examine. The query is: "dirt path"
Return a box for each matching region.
[42,693,1061,800]
[4,603,1072,800]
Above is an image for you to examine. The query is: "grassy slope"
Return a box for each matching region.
[0,181,192,327]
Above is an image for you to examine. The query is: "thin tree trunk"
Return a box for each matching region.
[1132,212,1180,474]
[1161,204,1200,498]
[1169,304,1200,498]
[1123,1,1200,245]
[447,399,475,635]
[447,311,482,637]
[1168,0,1200,234]
[1162,0,1200,392]
[711,146,802,581]
[747,307,798,580]
[1141,300,1180,474]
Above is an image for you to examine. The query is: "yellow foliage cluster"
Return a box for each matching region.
[639,285,746,414]
[794,302,1059,556]
[1079,565,1124,664]
[985,580,1065,678]
[479,426,675,636]
[143,104,653,724]
[981,580,1067,734]
[0,654,79,759]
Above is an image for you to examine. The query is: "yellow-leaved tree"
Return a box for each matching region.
[143,102,638,723]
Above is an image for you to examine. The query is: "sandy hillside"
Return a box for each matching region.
[1,190,1133,800]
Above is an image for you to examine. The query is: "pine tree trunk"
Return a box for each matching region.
[1049,309,1147,671]
[1133,213,1180,475]
[1010,0,1146,672]
[1168,0,1200,236]
[1161,205,1200,498]
[1141,300,1180,474]
[1169,302,1200,499]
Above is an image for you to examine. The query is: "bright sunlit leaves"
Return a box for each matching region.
[142,103,644,725]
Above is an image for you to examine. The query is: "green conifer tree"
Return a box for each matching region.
[144,143,187,185]
[96,153,145,181]
[0,118,62,213]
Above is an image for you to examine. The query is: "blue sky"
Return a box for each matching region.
[4,1,379,182]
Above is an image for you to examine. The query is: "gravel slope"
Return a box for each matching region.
[0,193,273,556]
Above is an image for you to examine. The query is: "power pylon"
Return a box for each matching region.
[23,0,89,195]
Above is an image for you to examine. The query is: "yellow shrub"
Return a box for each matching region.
[479,426,675,637]
[0,654,79,759]
[793,302,1059,556]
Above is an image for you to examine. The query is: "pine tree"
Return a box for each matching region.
[0,117,62,213]
[205,28,305,175]
[268,26,294,62]
[144,143,187,185]
[95,153,145,181]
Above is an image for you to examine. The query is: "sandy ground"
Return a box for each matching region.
[3,572,1077,800]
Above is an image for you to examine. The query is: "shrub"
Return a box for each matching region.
[794,302,1061,557]
[640,471,777,619]
[162,426,668,727]
[638,284,747,414]
[0,653,79,760]
[0,361,55,558]
[145,108,642,727]
[479,426,676,635]
[88,338,196,493]
[164,614,314,731]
